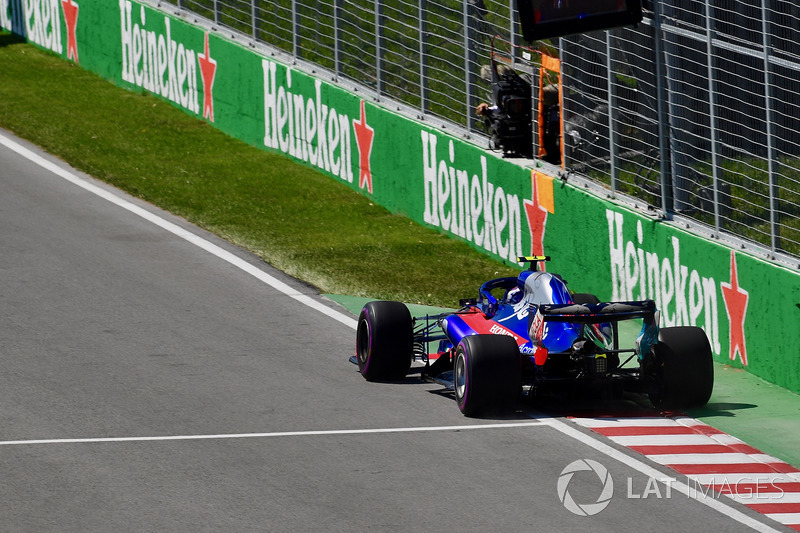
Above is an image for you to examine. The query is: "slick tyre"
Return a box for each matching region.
[356,301,413,382]
[453,334,521,417]
[647,326,714,410]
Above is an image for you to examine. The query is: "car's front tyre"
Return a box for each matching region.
[356,301,413,381]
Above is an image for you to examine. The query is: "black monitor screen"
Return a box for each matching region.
[516,0,643,41]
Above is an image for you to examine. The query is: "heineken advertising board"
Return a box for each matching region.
[6,0,800,393]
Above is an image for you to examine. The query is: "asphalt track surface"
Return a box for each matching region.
[0,130,788,532]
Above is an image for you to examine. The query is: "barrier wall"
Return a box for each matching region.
[5,0,800,394]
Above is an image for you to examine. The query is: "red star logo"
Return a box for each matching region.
[197,33,217,122]
[61,0,79,62]
[523,172,550,268]
[352,100,374,193]
[720,251,749,366]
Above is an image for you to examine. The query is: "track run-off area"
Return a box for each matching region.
[0,129,796,532]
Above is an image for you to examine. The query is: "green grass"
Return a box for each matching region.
[0,33,518,306]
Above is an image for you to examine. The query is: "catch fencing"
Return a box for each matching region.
[162,0,800,263]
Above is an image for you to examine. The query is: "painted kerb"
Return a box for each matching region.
[5,0,800,394]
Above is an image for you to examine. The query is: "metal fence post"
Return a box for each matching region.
[509,0,517,68]
[419,0,428,115]
[252,0,257,40]
[652,0,672,215]
[762,3,778,252]
[704,0,720,233]
[606,30,618,194]
[464,1,473,133]
[335,0,343,79]
[660,2,689,214]
[376,0,383,97]
[292,0,299,59]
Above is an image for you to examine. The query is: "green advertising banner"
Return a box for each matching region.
[6,0,800,394]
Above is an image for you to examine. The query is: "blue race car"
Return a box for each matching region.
[353,256,713,416]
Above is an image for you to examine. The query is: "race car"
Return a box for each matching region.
[352,256,714,416]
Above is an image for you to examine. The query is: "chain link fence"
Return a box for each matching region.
[161,0,800,261]
[563,0,800,262]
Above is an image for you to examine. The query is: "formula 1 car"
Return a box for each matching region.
[353,256,713,416]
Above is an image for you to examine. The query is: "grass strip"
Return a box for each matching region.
[0,34,518,306]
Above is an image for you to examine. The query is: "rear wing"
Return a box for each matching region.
[530,299,659,356]
[536,300,657,324]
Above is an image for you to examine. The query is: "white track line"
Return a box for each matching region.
[726,492,800,505]
[689,472,800,486]
[611,433,744,446]
[0,132,358,330]
[571,417,685,427]
[0,422,545,446]
[768,513,800,526]
[610,434,723,446]
[0,130,781,532]
[647,453,771,465]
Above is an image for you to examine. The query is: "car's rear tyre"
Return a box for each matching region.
[645,326,714,410]
[454,334,521,417]
[356,301,413,382]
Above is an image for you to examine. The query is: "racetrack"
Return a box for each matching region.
[0,131,784,531]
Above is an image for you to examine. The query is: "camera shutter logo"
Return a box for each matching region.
[557,459,614,516]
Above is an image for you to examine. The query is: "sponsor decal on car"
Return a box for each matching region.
[488,322,520,342]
